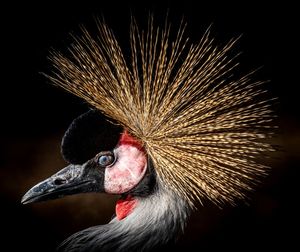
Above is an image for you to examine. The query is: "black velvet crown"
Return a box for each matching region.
[61,110,123,164]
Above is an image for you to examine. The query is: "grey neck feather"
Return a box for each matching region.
[58,180,190,252]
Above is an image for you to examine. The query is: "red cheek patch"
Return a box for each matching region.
[116,195,137,220]
[119,131,144,150]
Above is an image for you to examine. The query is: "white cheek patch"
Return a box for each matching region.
[104,145,147,194]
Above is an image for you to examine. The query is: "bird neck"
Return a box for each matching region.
[59,181,190,252]
[111,182,191,251]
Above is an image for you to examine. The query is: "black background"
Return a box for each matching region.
[0,1,298,251]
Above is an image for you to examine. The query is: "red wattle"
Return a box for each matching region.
[115,196,137,220]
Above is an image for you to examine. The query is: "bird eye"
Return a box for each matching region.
[98,152,115,167]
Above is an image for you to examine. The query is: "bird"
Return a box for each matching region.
[21,16,275,251]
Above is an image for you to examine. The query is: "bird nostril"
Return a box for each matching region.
[53,178,67,185]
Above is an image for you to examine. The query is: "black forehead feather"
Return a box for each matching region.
[61,110,123,164]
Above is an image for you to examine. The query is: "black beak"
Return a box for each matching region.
[21,163,104,204]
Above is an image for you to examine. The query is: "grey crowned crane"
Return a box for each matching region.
[21,17,275,251]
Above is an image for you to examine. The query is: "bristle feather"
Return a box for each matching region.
[46,17,275,207]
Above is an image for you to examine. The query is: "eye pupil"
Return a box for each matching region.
[98,153,114,166]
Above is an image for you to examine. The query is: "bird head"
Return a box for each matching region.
[20,17,275,251]
[22,110,155,220]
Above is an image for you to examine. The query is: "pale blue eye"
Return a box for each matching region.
[98,154,114,167]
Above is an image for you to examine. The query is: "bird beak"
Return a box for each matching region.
[21,163,103,204]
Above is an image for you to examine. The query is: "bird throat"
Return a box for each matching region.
[115,195,137,220]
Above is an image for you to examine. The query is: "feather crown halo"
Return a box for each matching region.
[46,16,275,207]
